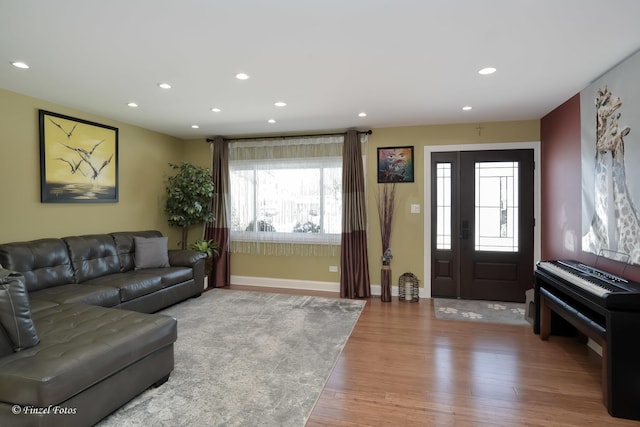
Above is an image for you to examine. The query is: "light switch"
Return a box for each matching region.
[410,204,420,214]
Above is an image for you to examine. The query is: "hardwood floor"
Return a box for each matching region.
[228,286,639,426]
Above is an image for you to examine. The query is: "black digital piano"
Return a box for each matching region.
[534,260,640,421]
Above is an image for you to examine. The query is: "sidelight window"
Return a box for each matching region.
[436,162,452,250]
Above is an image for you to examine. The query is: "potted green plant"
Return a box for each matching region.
[191,239,220,258]
[191,239,220,284]
[164,162,215,249]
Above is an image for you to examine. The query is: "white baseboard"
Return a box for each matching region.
[231,276,428,298]
[231,275,340,293]
[371,285,428,299]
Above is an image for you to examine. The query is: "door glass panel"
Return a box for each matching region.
[436,163,452,250]
[474,161,519,252]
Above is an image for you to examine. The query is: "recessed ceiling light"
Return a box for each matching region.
[235,73,250,80]
[267,119,276,124]
[462,106,472,111]
[358,112,367,117]
[127,102,139,108]
[191,124,199,129]
[210,107,221,113]
[274,101,287,107]
[11,61,29,69]
[478,67,496,75]
[158,82,172,89]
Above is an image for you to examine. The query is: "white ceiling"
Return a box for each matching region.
[2,0,640,139]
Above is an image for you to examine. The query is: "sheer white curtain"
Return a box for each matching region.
[229,135,347,256]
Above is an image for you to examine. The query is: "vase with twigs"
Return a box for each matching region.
[376,183,396,302]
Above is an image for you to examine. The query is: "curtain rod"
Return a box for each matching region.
[206,129,372,143]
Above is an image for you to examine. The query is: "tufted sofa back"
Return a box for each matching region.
[63,234,121,283]
[0,231,168,290]
[110,230,163,272]
[0,239,74,292]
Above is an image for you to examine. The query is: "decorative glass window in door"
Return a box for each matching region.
[475,161,519,252]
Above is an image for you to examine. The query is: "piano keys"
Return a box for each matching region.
[534,260,640,421]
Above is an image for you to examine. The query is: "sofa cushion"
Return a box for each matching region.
[0,270,39,351]
[110,230,163,272]
[28,299,60,314]
[64,234,121,282]
[0,239,74,292]
[141,267,193,288]
[83,273,163,302]
[29,283,121,307]
[0,303,177,407]
[134,236,170,270]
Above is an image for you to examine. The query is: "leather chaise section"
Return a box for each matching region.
[0,230,202,426]
[0,303,177,407]
[28,299,59,314]
[29,283,121,307]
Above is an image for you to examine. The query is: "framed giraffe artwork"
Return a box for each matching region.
[39,110,119,203]
[581,49,640,266]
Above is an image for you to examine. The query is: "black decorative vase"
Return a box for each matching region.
[381,265,392,302]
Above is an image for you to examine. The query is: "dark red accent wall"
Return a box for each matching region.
[540,95,581,260]
[541,94,640,282]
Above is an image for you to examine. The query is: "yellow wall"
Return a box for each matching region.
[365,121,539,288]
[0,87,539,288]
[0,89,185,245]
[183,120,540,287]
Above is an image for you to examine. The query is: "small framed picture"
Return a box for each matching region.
[377,146,414,183]
[39,110,118,203]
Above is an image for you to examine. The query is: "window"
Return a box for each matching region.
[230,157,342,244]
[474,161,519,252]
[229,136,344,251]
[435,162,452,250]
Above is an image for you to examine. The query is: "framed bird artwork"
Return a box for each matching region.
[39,110,118,202]
[377,146,414,183]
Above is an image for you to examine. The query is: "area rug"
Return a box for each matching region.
[433,298,528,326]
[98,289,365,427]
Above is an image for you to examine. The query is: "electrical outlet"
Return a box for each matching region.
[329,266,338,272]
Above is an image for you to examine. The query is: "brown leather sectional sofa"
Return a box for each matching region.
[0,230,206,426]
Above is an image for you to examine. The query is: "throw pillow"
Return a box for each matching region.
[0,269,40,352]
[134,236,170,269]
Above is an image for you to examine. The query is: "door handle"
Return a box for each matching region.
[461,220,470,240]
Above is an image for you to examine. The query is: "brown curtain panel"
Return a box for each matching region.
[204,136,231,287]
[340,130,371,298]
